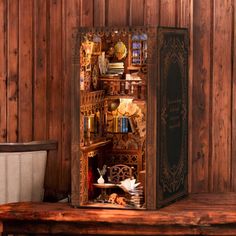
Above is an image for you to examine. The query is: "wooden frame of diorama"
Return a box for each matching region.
[71,26,189,210]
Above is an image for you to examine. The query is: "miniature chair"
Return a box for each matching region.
[107,164,134,184]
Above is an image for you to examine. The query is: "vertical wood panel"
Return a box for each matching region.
[130,0,144,26]
[80,0,93,27]
[18,0,33,142]
[59,0,80,193]
[176,0,193,192]
[106,0,129,26]
[160,0,176,27]
[211,0,232,192]
[7,0,19,142]
[187,0,193,193]
[33,0,47,141]
[0,0,7,142]
[176,0,190,27]
[231,0,236,192]
[45,0,62,194]
[60,0,67,194]
[146,28,158,209]
[144,0,159,26]
[94,0,105,27]
[192,0,211,193]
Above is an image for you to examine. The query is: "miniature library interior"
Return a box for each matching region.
[71,27,188,210]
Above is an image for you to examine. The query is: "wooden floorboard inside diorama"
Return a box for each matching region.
[85,202,126,208]
[83,202,146,210]
[0,193,236,235]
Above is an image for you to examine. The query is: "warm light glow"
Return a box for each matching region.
[88,117,91,130]
[119,98,133,103]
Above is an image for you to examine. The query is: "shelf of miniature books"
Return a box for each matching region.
[105,97,146,177]
[80,90,108,146]
[99,76,146,100]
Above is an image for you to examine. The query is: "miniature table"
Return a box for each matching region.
[93,183,117,202]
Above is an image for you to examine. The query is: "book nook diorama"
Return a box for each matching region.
[71,27,189,210]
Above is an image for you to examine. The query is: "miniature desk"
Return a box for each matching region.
[93,183,117,202]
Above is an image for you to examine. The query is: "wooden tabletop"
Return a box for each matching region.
[0,193,236,235]
[0,140,58,152]
[93,183,117,188]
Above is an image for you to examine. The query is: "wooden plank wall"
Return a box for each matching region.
[192,0,236,193]
[232,0,236,192]
[0,0,235,198]
[0,0,80,200]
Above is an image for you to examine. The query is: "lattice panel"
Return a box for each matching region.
[109,164,133,184]
[105,150,142,180]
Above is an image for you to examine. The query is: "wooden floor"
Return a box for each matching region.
[0,193,236,235]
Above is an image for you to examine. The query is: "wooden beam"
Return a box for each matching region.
[0,140,58,152]
[176,0,190,28]
[106,0,129,26]
[18,0,33,142]
[130,0,144,26]
[0,0,7,142]
[191,0,211,193]
[159,0,176,27]
[188,0,193,193]
[211,0,232,192]
[7,0,19,142]
[80,0,93,27]
[44,0,63,196]
[232,0,236,192]
[59,0,80,194]
[94,0,105,27]
[144,0,160,26]
[33,0,47,141]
